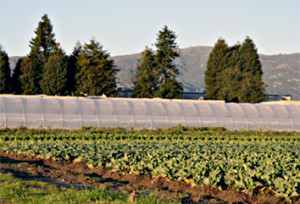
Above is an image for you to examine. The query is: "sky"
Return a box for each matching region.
[0,0,299,57]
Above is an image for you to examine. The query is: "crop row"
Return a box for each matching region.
[1,140,299,199]
[1,132,300,142]
[1,125,299,137]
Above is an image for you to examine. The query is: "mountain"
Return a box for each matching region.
[8,46,300,100]
[259,53,300,100]
[113,46,300,100]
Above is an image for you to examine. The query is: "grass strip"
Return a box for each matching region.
[0,172,179,204]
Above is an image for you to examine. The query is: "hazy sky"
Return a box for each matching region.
[1,0,299,56]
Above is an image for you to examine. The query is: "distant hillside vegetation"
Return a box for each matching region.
[9,47,300,100]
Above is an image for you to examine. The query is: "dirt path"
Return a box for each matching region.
[0,150,295,203]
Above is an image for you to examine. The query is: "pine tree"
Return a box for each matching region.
[237,37,266,103]
[66,42,82,95]
[11,58,23,94]
[20,14,57,94]
[0,46,11,93]
[154,26,182,99]
[40,44,67,95]
[204,39,230,100]
[133,47,158,98]
[75,39,118,96]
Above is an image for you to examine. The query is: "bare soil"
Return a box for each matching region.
[0,150,298,204]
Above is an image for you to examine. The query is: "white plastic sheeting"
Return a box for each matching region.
[0,96,299,131]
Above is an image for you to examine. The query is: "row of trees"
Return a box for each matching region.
[0,14,182,98]
[1,14,266,102]
[0,14,118,96]
[204,38,266,103]
[133,26,182,98]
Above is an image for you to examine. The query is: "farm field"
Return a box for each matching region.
[0,127,300,203]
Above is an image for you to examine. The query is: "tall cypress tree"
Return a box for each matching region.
[217,44,241,102]
[205,37,266,103]
[204,39,230,100]
[75,39,119,96]
[154,26,182,99]
[20,14,57,94]
[11,58,23,94]
[133,47,158,98]
[40,44,67,95]
[237,37,266,103]
[66,42,82,95]
[0,46,11,93]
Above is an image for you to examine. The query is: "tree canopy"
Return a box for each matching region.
[154,26,182,99]
[11,58,23,94]
[20,14,57,94]
[204,39,230,100]
[40,44,68,95]
[2,14,268,102]
[133,47,158,98]
[204,37,266,103]
[75,39,118,96]
[66,42,82,95]
[0,46,11,94]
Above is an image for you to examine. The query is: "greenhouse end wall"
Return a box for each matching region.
[0,96,299,131]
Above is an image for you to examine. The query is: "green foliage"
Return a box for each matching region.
[133,47,158,98]
[2,139,299,199]
[66,42,82,95]
[1,125,299,139]
[20,14,57,95]
[19,57,40,94]
[0,45,11,93]
[110,47,300,100]
[75,39,119,96]
[29,14,56,62]
[1,130,299,142]
[11,58,23,94]
[40,44,67,95]
[154,26,183,99]
[205,37,266,103]
[236,37,266,103]
[204,39,230,100]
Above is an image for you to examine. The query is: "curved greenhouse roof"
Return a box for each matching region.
[0,96,299,131]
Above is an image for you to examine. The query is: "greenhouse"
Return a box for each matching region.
[0,96,299,131]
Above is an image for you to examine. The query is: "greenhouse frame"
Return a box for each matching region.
[0,96,299,131]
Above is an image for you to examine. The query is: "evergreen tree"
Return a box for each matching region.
[236,37,266,103]
[154,26,182,99]
[20,14,57,94]
[40,44,67,95]
[66,42,82,95]
[217,44,241,102]
[204,37,266,103]
[11,58,23,94]
[133,47,158,98]
[75,39,118,96]
[204,39,230,100]
[0,46,11,93]
[29,14,56,61]
[20,57,39,94]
